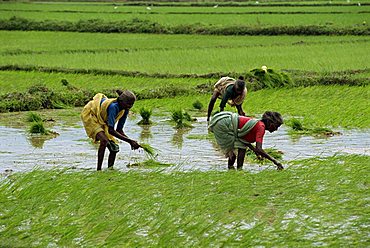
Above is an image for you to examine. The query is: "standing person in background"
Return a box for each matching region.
[207,76,247,123]
[209,111,284,170]
[81,90,140,171]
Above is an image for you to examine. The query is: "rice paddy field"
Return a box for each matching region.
[0,0,369,247]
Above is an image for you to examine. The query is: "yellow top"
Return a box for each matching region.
[81,93,126,143]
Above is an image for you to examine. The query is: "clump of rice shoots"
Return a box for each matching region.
[245,147,283,164]
[127,159,173,168]
[137,107,152,125]
[246,67,293,90]
[172,109,193,129]
[290,118,304,131]
[27,112,42,122]
[140,143,157,159]
[192,100,203,110]
[287,118,341,137]
[29,121,48,135]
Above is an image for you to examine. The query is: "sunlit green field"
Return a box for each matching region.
[0,155,368,246]
[0,1,369,247]
[1,2,369,26]
[1,31,369,74]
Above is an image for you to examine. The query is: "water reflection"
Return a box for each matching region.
[171,128,191,149]
[139,125,153,141]
[0,116,369,173]
[27,133,59,149]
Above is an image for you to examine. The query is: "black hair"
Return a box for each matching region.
[235,79,245,89]
[116,89,124,96]
[261,111,283,126]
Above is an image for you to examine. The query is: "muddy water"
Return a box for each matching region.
[0,116,369,173]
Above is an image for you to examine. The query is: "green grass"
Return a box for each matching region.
[0,70,207,95]
[0,2,369,27]
[0,85,368,129]
[26,112,42,122]
[1,11,368,27]
[1,34,368,74]
[2,31,369,53]
[0,155,368,246]
[29,121,48,134]
[1,2,369,13]
[134,85,370,129]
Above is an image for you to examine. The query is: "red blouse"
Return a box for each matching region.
[238,116,265,143]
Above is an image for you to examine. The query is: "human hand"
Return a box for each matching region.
[275,162,284,170]
[129,140,140,150]
[240,111,246,116]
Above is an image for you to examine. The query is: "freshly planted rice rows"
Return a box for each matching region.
[1,11,368,27]
[0,2,369,13]
[1,39,368,74]
[2,31,369,53]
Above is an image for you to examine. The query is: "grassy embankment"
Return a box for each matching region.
[0,155,368,246]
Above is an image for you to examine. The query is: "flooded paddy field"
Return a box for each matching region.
[1,114,369,174]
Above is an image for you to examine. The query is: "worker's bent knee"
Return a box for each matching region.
[99,139,108,148]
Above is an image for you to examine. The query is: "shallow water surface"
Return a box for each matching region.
[0,116,369,173]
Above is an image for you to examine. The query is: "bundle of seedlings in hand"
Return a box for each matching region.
[137,107,153,125]
[245,147,283,164]
[139,143,158,159]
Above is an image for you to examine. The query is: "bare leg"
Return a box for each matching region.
[237,148,246,170]
[96,131,109,171]
[228,152,236,170]
[108,152,117,169]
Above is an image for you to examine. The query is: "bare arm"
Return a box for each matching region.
[207,91,220,122]
[236,104,245,116]
[246,142,283,170]
[108,126,140,149]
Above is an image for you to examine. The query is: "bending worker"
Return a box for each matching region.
[209,111,284,170]
[207,76,247,123]
[81,90,140,171]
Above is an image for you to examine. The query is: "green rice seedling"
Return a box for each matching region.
[289,118,305,131]
[137,107,152,125]
[29,121,48,134]
[311,127,342,137]
[127,159,173,168]
[26,112,42,122]
[287,118,341,137]
[61,79,69,86]
[1,155,368,247]
[245,147,283,164]
[171,109,193,129]
[192,100,203,110]
[139,143,158,159]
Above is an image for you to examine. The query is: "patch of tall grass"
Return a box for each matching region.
[0,155,368,246]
